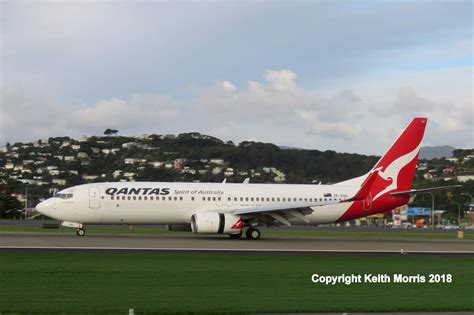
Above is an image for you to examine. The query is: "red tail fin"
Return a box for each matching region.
[370,117,427,200]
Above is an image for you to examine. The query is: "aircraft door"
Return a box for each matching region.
[89,187,101,209]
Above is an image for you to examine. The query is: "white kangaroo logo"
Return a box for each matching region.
[372,145,420,201]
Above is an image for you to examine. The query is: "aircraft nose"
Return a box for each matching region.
[36,200,52,216]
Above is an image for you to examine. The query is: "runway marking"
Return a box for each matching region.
[0,246,473,254]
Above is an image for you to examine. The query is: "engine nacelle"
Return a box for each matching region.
[191,211,243,234]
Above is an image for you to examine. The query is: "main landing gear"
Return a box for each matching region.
[228,228,261,240]
[76,228,86,236]
[245,228,261,240]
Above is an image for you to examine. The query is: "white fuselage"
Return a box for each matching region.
[37,182,358,226]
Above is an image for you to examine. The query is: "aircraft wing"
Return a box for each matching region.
[232,201,336,216]
[231,203,321,226]
[230,172,379,226]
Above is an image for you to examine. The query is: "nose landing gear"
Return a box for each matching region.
[76,228,86,236]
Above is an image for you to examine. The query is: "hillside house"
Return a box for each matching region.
[82,175,99,181]
[457,175,474,182]
[224,168,234,177]
[210,159,224,165]
[212,167,222,175]
[52,179,67,186]
[49,170,60,176]
[77,152,89,159]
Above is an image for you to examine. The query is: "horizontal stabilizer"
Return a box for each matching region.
[390,185,462,196]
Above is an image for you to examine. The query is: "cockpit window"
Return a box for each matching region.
[55,193,73,199]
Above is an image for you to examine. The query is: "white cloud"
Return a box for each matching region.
[263,69,298,92]
[393,86,437,112]
[70,94,180,135]
[297,111,362,139]
[0,69,471,154]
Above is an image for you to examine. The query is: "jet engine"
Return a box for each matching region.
[191,211,243,234]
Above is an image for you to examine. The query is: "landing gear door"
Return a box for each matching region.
[89,187,101,209]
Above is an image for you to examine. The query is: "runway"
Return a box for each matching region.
[1,233,473,255]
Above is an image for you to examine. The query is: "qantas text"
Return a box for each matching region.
[105,187,170,196]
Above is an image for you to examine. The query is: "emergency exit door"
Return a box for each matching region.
[89,187,101,209]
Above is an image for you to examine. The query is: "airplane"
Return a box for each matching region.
[35,117,453,239]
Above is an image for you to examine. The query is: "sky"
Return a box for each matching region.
[1,0,473,155]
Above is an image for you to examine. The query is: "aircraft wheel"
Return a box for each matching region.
[76,228,85,237]
[229,231,242,239]
[246,228,261,240]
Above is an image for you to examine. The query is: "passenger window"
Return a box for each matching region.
[234,197,237,201]
[212,197,216,201]
[111,196,114,200]
[218,197,221,201]
[266,198,270,202]
[133,196,136,200]
[240,197,243,201]
[282,198,286,202]
[191,197,194,201]
[202,197,206,201]
[127,196,131,200]
[245,197,249,202]
[150,196,154,201]
[228,197,231,201]
[144,196,147,201]
[271,197,275,202]
[251,197,254,202]
[299,198,302,202]
[169,196,172,201]
[139,196,142,201]
[208,197,211,201]
[277,198,280,202]
[309,198,312,202]
[256,197,259,202]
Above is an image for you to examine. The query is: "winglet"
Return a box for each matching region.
[346,170,379,202]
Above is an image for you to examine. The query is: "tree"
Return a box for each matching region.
[0,194,22,219]
[104,129,118,136]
